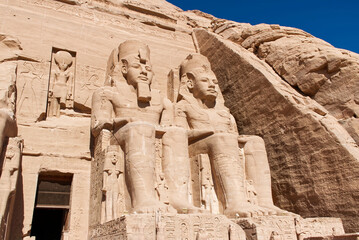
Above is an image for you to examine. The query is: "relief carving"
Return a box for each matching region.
[47,49,75,117]
[102,145,124,222]
[16,61,48,121]
[75,65,104,112]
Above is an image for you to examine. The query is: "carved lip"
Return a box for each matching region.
[207,89,217,94]
[138,76,149,82]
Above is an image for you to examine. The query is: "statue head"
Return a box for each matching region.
[54,51,73,71]
[118,40,153,102]
[180,54,218,104]
[106,145,119,164]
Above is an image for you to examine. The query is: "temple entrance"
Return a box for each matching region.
[30,172,73,240]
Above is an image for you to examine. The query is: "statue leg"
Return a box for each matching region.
[122,123,173,214]
[162,127,204,213]
[207,133,263,218]
[243,135,292,215]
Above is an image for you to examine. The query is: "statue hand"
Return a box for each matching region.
[113,117,141,130]
[188,129,214,143]
[238,135,263,143]
[98,119,113,131]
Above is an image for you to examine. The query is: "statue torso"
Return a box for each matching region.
[177,99,234,133]
[103,84,163,125]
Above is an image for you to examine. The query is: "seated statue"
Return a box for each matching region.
[91,40,201,214]
[91,40,173,214]
[174,53,288,217]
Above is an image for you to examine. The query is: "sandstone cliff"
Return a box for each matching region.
[1,0,359,235]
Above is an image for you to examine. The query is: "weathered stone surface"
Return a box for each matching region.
[295,217,345,239]
[1,0,359,238]
[194,29,359,232]
[89,214,246,240]
[212,20,359,145]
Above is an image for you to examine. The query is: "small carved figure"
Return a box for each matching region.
[102,145,122,222]
[200,154,219,213]
[155,173,169,205]
[270,231,282,240]
[48,50,74,117]
[246,180,258,205]
[0,138,22,233]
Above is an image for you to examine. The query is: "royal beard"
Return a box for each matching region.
[137,81,151,102]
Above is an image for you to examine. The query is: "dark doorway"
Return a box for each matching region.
[30,208,68,240]
[30,172,72,240]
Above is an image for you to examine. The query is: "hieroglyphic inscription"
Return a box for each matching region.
[16,61,49,121]
[89,214,246,240]
[75,65,104,111]
[237,216,297,240]
[295,217,345,239]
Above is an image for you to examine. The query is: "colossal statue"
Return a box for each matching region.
[91,40,287,219]
[174,53,287,217]
[91,40,174,214]
[91,40,204,215]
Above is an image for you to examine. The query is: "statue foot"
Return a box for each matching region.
[224,203,265,218]
[177,205,208,214]
[169,197,208,214]
[132,200,176,214]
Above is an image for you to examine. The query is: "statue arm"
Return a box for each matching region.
[91,89,113,137]
[229,114,239,134]
[173,102,189,129]
[66,72,74,99]
[160,98,174,126]
[48,71,56,96]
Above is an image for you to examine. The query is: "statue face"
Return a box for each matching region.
[123,56,153,87]
[58,61,70,71]
[190,70,218,101]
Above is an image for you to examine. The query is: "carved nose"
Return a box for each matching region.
[208,79,215,87]
[140,65,148,76]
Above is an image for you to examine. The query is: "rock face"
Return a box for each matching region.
[212,20,359,145]
[194,29,359,232]
[0,0,359,238]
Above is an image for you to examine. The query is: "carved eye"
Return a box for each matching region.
[201,78,209,82]
[212,78,218,84]
[131,63,141,68]
[145,66,152,71]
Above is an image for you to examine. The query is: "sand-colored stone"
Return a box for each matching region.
[212,20,359,145]
[0,0,358,238]
[89,214,246,240]
[193,28,359,232]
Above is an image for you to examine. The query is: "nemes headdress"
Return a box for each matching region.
[179,53,211,78]
[105,40,151,86]
[118,40,150,63]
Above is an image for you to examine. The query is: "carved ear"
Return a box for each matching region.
[186,72,195,90]
[121,59,128,75]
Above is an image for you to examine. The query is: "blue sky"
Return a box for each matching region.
[167,0,359,54]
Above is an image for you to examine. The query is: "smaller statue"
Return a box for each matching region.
[102,146,123,222]
[270,231,282,240]
[155,173,170,205]
[246,180,258,206]
[0,138,22,233]
[48,50,74,117]
[199,154,219,213]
